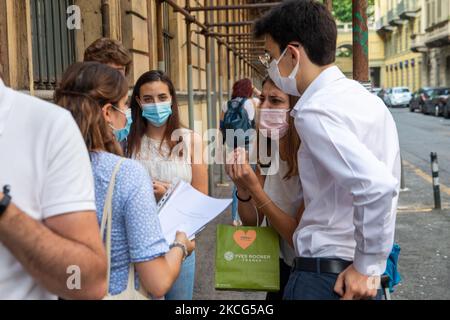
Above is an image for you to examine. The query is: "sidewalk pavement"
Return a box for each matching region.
[392,159,450,300]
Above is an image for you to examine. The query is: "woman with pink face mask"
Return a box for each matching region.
[226,77,304,300]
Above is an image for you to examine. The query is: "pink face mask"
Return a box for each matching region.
[258,109,290,139]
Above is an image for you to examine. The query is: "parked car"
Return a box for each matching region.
[423,87,450,116]
[370,87,382,96]
[385,87,412,108]
[443,99,450,119]
[377,88,392,106]
[434,88,450,117]
[409,87,435,113]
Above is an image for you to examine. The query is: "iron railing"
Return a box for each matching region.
[31,0,76,90]
[162,1,174,77]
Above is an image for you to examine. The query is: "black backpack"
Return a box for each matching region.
[221,97,255,149]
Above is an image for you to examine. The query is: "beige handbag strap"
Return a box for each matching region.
[100,158,125,294]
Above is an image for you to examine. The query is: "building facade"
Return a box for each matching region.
[335,21,386,87]
[375,0,450,91]
[375,0,423,92]
[0,0,262,134]
[415,0,450,87]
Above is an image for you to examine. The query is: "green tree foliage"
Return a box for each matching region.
[324,0,375,23]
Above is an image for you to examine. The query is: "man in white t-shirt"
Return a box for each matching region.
[0,79,107,300]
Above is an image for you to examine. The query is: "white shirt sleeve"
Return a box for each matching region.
[244,98,259,121]
[41,111,96,219]
[297,106,398,276]
[221,102,228,113]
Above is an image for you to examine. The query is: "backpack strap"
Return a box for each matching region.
[227,97,246,110]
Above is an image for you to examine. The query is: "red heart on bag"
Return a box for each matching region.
[233,230,257,250]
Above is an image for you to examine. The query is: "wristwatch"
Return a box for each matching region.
[170,241,188,261]
[0,185,12,217]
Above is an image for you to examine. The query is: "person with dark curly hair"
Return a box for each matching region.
[84,38,132,76]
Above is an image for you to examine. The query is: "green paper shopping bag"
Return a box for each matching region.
[215,224,280,292]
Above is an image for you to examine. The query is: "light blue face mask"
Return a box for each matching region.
[141,101,173,127]
[111,107,132,142]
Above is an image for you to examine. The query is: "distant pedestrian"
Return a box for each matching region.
[220,78,260,225]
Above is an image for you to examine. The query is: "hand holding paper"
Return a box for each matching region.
[158,181,232,244]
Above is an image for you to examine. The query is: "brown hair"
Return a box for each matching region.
[258,77,300,180]
[54,62,128,156]
[84,38,132,75]
[126,70,183,158]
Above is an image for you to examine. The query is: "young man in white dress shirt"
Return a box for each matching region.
[253,0,401,300]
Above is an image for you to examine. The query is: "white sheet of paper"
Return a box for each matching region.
[158,181,232,244]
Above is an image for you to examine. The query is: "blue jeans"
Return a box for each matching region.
[283,270,383,300]
[231,185,239,222]
[165,252,196,300]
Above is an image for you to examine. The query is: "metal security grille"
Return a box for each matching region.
[162,1,173,77]
[31,0,76,90]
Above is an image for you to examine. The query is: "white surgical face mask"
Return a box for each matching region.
[267,47,301,97]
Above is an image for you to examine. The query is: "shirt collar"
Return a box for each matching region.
[293,66,346,113]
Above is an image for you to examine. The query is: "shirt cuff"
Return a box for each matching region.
[130,242,170,263]
[353,249,387,277]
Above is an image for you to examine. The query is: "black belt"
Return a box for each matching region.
[293,257,352,275]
